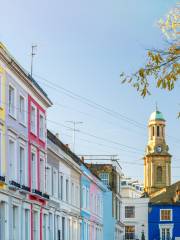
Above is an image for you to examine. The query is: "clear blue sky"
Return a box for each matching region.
[0,0,179,182]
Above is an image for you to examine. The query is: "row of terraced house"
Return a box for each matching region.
[0,43,124,240]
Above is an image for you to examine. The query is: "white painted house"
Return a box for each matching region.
[121,178,149,240]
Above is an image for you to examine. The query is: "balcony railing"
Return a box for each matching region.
[32,189,43,196]
[21,185,30,192]
[9,180,21,188]
[0,176,5,183]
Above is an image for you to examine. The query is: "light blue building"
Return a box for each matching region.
[80,163,106,240]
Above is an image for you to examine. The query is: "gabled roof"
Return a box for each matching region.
[150,181,180,205]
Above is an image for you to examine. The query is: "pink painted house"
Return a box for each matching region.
[27,81,52,240]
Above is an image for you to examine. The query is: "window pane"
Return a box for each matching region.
[125,206,135,218]
[9,86,15,116]
[20,96,25,124]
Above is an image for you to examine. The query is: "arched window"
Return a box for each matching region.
[157,166,162,182]
[152,126,155,137]
[157,126,160,137]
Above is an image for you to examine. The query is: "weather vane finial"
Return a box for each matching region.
[155,102,158,111]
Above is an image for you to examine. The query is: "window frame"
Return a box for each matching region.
[19,93,27,126]
[39,111,46,141]
[8,83,17,119]
[46,164,52,195]
[160,209,172,221]
[8,134,17,181]
[19,140,27,186]
[99,172,109,186]
[125,206,135,218]
[52,168,58,198]
[31,147,37,190]
[125,225,135,240]
[39,152,45,193]
[30,103,37,136]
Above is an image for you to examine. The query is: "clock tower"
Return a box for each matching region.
[144,110,171,195]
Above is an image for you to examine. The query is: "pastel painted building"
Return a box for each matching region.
[0,43,52,240]
[0,60,6,190]
[47,130,81,240]
[121,177,149,240]
[87,160,124,239]
[80,163,105,240]
[149,181,180,240]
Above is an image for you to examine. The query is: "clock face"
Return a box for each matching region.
[156,146,162,153]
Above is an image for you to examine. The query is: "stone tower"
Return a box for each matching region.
[144,110,171,195]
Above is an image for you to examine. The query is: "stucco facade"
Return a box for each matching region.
[47,130,81,240]
[80,164,105,240]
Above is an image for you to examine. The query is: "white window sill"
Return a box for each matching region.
[19,121,27,128]
[9,112,16,120]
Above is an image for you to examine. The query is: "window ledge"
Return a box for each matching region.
[9,113,17,121]
[19,121,27,128]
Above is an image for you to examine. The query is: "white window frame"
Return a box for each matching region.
[0,201,9,240]
[159,224,174,240]
[19,93,27,126]
[160,209,172,221]
[58,174,63,201]
[33,210,40,240]
[125,206,135,218]
[12,204,21,240]
[8,83,16,119]
[30,103,37,135]
[66,179,69,203]
[8,134,17,181]
[43,213,48,240]
[52,168,58,198]
[0,73,3,108]
[40,152,45,193]
[71,182,75,205]
[99,172,109,186]
[39,111,45,141]
[23,208,31,240]
[82,186,86,209]
[31,147,37,190]
[19,140,27,186]
[46,164,52,195]
[49,212,54,240]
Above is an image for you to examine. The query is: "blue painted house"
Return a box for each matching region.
[149,181,180,240]
[80,163,106,240]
